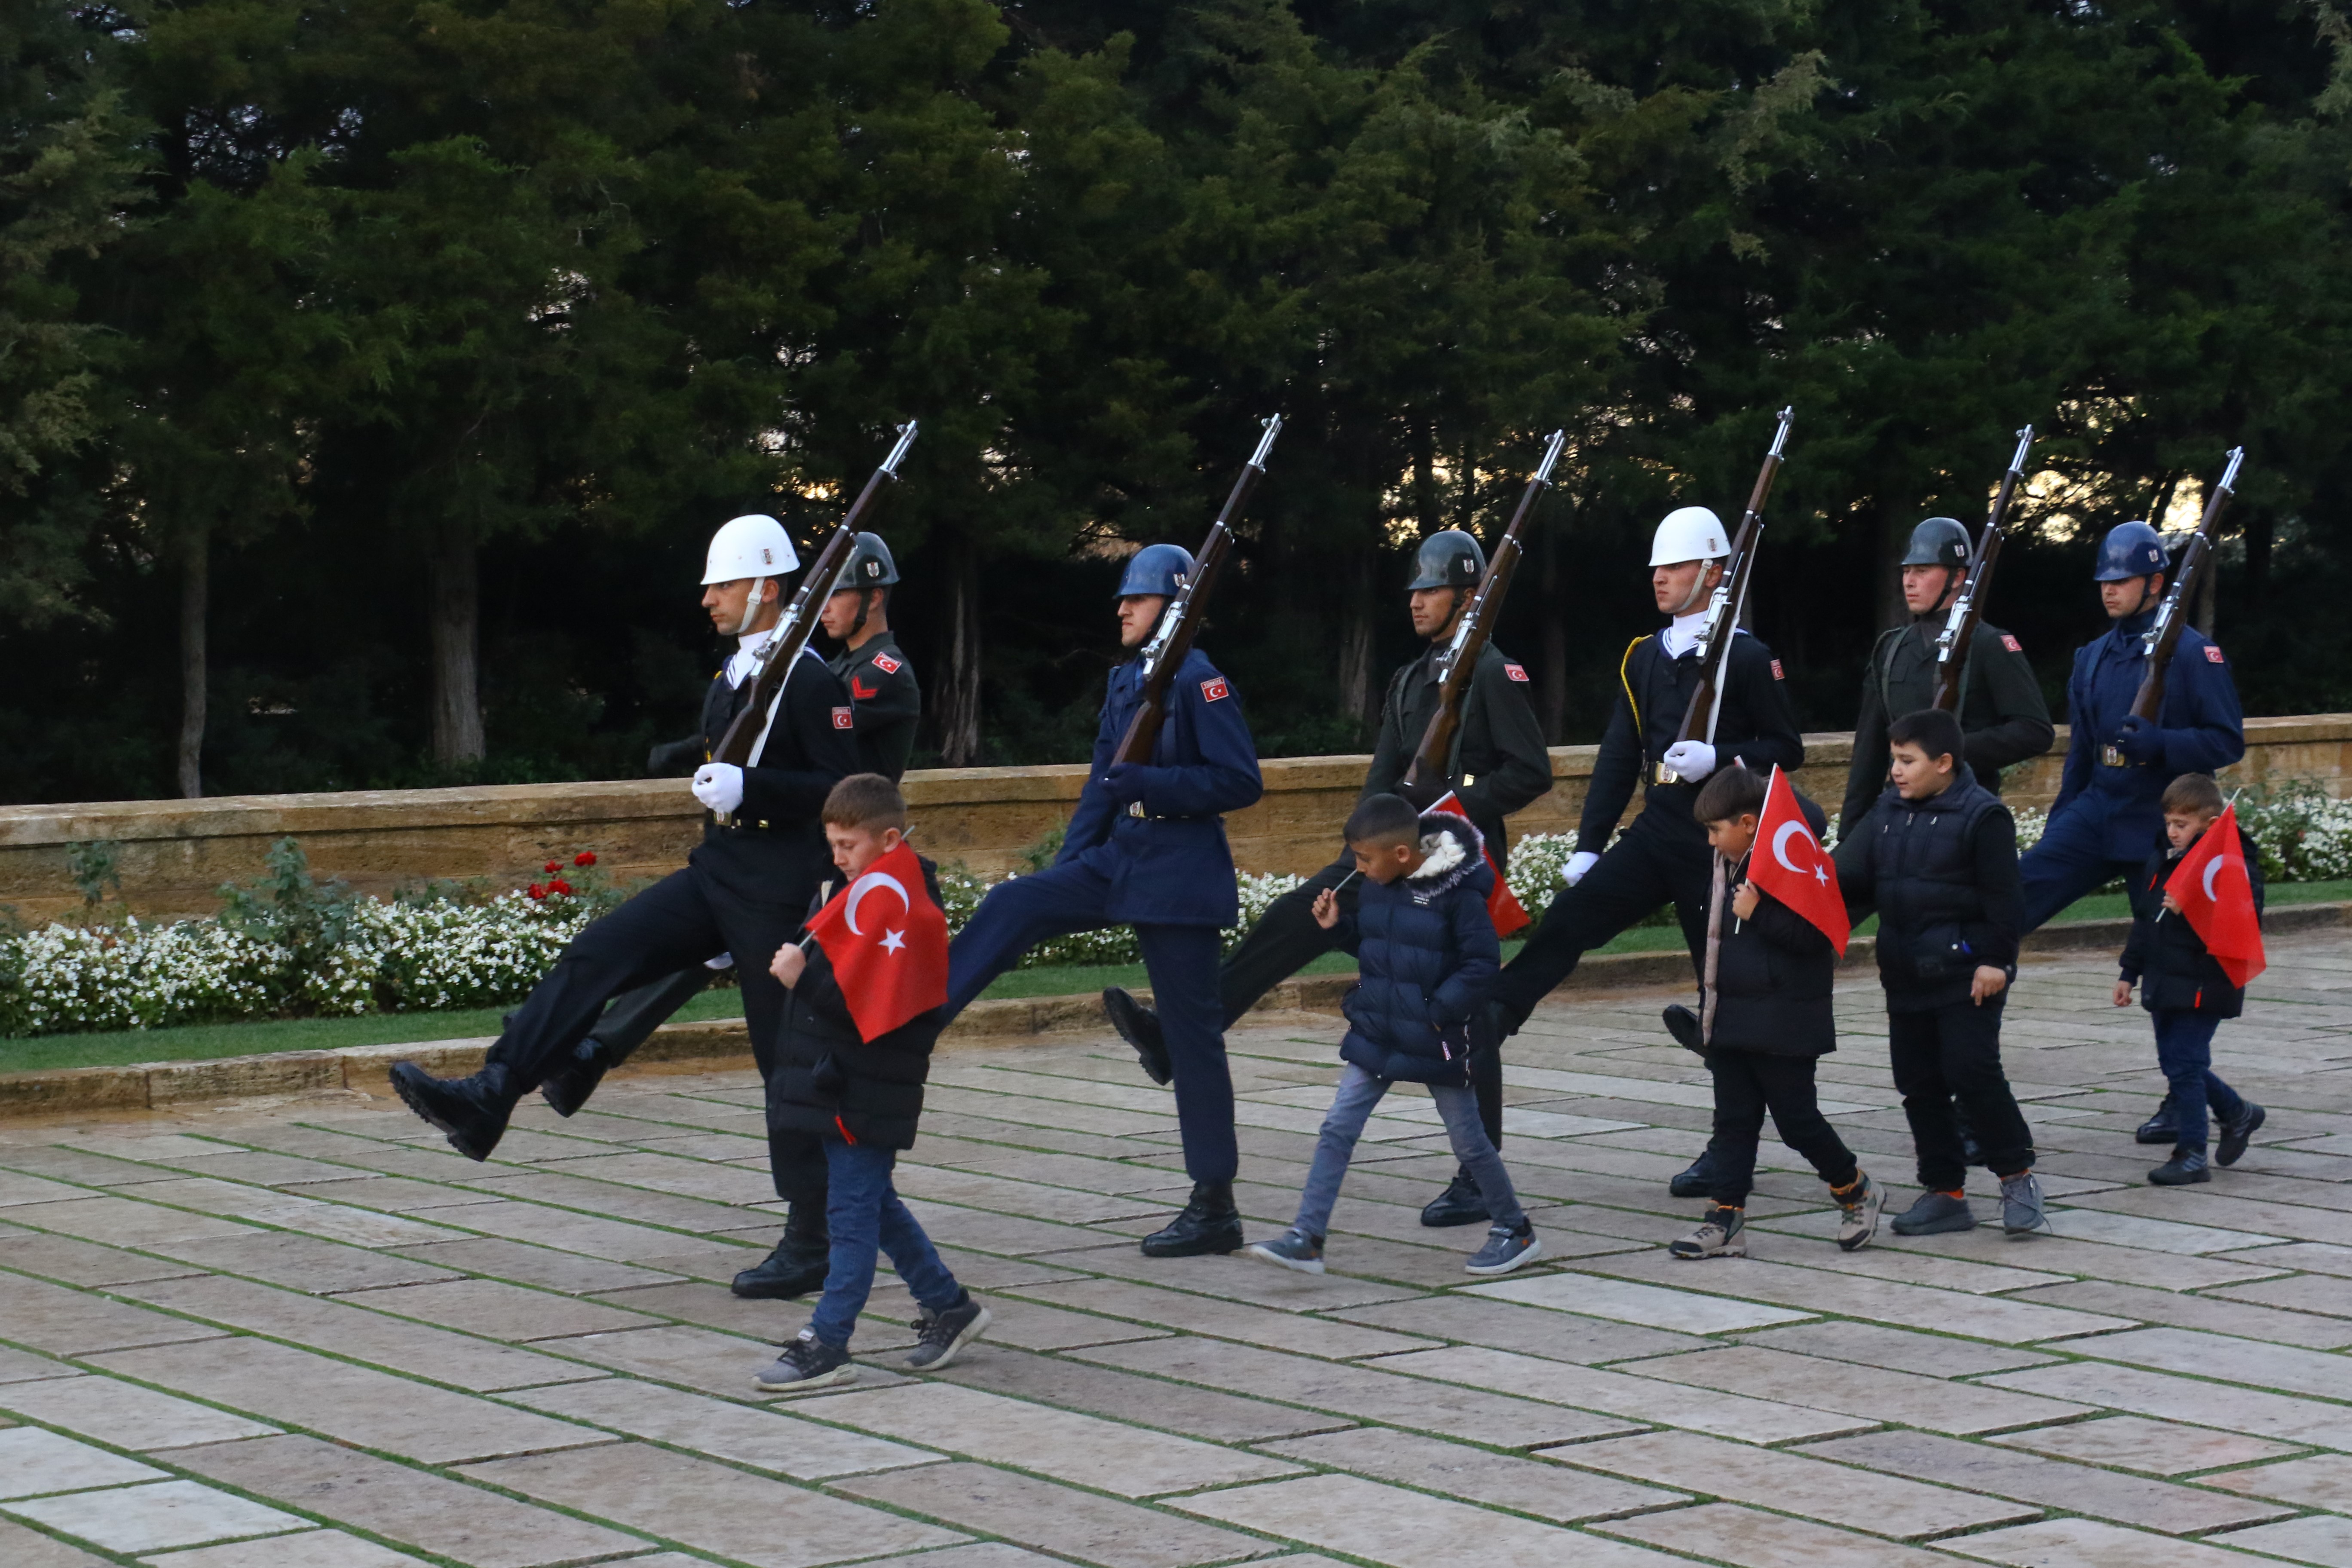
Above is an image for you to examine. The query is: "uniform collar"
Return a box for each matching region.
[1660,609,1711,659]
[2107,608,2157,646]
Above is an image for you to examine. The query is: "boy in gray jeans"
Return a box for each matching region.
[1247,794,1540,1277]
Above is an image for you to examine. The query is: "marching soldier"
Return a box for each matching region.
[1103,529,1552,1227]
[822,533,922,781]
[943,543,1265,1257]
[389,513,861,1298]
[1840,516,2055,833]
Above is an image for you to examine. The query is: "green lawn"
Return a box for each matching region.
[11,879,2344,1075]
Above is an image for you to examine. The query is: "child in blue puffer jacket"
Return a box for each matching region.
[1246,793,1540,1278]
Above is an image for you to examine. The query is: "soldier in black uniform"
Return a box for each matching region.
[1105,529,1552,1222]
[389,513,860,1298]
[821,533,922,780]
[1840,516,2055,833]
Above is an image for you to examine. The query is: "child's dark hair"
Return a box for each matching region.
[1692,762,1770,825]
[2161,772,2225,817]
[1344,793,1421,847]
[1887,707,1966,767]
[823,773,908,832]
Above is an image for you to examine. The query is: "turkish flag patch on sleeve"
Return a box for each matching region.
[1770,659,1786,680]
[2001,634,2024,652]
[2206,645,2226,663]
[1200,677,1231,702]
[832,707,854,729]
[1504,663,1530,682]
[872,653,903,674]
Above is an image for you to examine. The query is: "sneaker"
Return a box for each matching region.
[905,1291,991,1370]
[2217,1102,2266,1167]
[756,1329,854,1390]
[2000,1170,2049,1235]
[2150,1148,2211,1186]
[1834,1175,1882,1253]
[1669,1148,1718,1199]
[1670,1205,1746,1259]
[1247,1228,1326,1274]
[1466,1222,1542,1275]
[1890,1190,1976,1236]
[2135,1092,2180,1145]
[1418,1171,1489,1228]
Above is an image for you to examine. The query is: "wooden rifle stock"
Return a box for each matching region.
[709,422,919,783]
[1109,415,1284,766]
[1929,424,2036,712]
[1660,407,1795,781]
[2121,446,2245,735]
[1399,429,1568,800]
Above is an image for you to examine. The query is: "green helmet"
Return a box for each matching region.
[1901,517,1972,570]
[841,532,899,588]
[1407,529,1485,591]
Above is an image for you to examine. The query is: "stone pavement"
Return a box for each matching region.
[3,930,2351,1568]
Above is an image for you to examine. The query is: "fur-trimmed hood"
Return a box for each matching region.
[1402,812,1485,903]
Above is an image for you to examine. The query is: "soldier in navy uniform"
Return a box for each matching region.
[1102,529,1552,1227]
[389,513,861,1297]
[943,543,1265,1257]
[1482,505,1804,1199]
[822,533,922,780]
[2018,519,2245,1146]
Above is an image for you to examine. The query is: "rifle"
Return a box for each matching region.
[708,422,919,808]
[1399,429,1568,800]
[1929,424,2037,712]
[2104,445,2246,764]
[1658,407,1795,784]
[1108,415,1284,766]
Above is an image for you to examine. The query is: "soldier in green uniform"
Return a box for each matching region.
[821,533,922,781]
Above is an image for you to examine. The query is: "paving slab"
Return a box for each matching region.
[0,1373,280,1450]
[3,1479,309,1554]
[0,1268,227,1355]
[2205,1514,2352,1568]
[2066,1324,2352,1400]
[150,1231,465,1294]
[832,1461,1268,1568]
[1989,1414,2306,1475]
[0,1518,113,1565]
[2008,1279,2352,1348]
[140,1528,434,1566]
[0,1426,169,1498]
[1167,1473,1687,1568]
[1938,1517,2282,1566]
[1984,1360,2352,1449]
[0,1232,204,1288]
[391,1237,686,1295]
[1593,1502,1984,1567]
[1611,1345,2088,1435]
[1459,1270,1813,1333]
[935,1345,1349,1444]
[1732,1321,2056,1379]
[331,1277,663,1341]
[0,1345,75,1384]
[1030,1245,1421,1314]
[1332,1294,1709,1365]
[505,1377,940,1477]
[1253,1427,1686,1522]
[1007,1278,1437,1359]
[2203,1451,2352,1508]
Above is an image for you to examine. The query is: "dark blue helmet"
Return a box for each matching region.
[1117,542,1195,598]
[2095,521,2168,582]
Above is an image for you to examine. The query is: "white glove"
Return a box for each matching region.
[1564,851,1600,887]
[704,952,735,971]
[1661,740,1717,781]
[692,763,745,815]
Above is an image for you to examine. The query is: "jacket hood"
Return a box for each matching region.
[1405,812,1485,897]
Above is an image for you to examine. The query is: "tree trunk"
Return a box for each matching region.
[177,524,208,798]
[1336,545,1375,729]
[427,518,485,766]
[2194,540,2218,637]
[937,536,983,766]
[1537,514,1566,741]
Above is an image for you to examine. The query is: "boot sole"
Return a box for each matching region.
[1669,1243,1747,1259]
[1419,1203,1490,1229]
[2149,1169,2211,1186]
[539,1068,606,1120]
[2134,1129,2179,1145]
[389,1065,502,1163]
[732,1265,830,1300]
[1139,1231,1242,1259]
[906,1305,992,1371]
[1247,1243,1325,1274]
[755,1361,856,1391]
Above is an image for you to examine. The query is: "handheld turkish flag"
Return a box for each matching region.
[805,839,950,1041]
[2166,803,2266,988]
[1425,792,1530,937]
[1746,766,1849,955]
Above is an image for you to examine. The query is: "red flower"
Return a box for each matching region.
[573,851,597,867]
[548,879,574,896]
[543,861,562,873]
[527,883,548,900]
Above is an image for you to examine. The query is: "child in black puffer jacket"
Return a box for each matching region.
[1246,794,1540,1278]
[2116,772,2266,1186]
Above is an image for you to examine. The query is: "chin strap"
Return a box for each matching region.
[1671,564,1719,616]
[730,579,769,637]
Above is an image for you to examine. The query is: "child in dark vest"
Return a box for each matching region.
[2116,772,2267,1185]
[1246,793,1541,1277]
[1833,707,2046,1237]
[755,774,987,1388]
[1664,765,1881,1259]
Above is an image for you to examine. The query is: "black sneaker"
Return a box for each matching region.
[2135,1092,2180,1145]
[1103,988,1172,1086]
[905,1291,991,1370]
[756,1329,854,1390]
[1669,1149,1718,1199]
[389,1063,516,1162]
[2217,1102,2266,1167]
[2150,1148,2211,1185]
[1419,1170,1489,1228]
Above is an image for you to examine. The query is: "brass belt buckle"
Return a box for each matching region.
[1127,801,1146,819]
[2100,745,2127,768]
[1653,763,1681,786]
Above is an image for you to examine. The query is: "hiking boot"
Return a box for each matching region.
[1834,1174,1883,1253]
[1890,1190,1976,1236]
[1466,1221,1543,1275]
[1669,1148,1718,1199]
[2135,1092,2180,1145]
[2150,1148,2212,1186]
[1419,1170,1489,1228]
[1102,988,1172,1086]
[905,1291,991,1370]
[539,1038,612,1119]
[1140,1181,1242,1258]
[1248,1228,1326,1274]
[755,1329,854,1390]
[389,1062,517,1162]
[2000,1170,2049,1235]
[1661,1003,1706,1056]
[1670,1206,1746,1259]
[732,1206,830,1299]
[2217,1102,2266,1167]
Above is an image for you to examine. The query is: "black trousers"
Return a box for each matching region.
[1886,995,2035,1190]
[482,864,827,1206]
[1493,824,1711,1031]
[585,967,714,1063]
[1705,1050,1858,1207]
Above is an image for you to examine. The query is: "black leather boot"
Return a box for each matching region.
[1419,1170,1489,1228]
[1669,1148,1718,1199]
[1140,1180,1243,1258]
[389,1062,518,1162]
[1103,988,1173,1086]
[732,1203,832,1299]
[2135,1093,2181,1146]
[539,1038,612,1120]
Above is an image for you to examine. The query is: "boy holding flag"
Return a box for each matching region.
[2116,773,2267,1185]
[1665,764,1881,1259]
[756,774,988,1388]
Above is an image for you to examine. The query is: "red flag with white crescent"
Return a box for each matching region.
[1425,792,1530,937]
[1746,766,1849,955]
[2166,803,2266,989]
[805,839,950,1040]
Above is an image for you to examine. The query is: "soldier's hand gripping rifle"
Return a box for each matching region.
[1108,415,1284,765]
[707,422,919,811]
[1398,429,1568,803]
[1930,424,2036,713]
[2102,445,2246,766]
[1658,407,1795,784]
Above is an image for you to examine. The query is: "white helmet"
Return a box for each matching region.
[702,514,798,584]
[1649,505,1730,567]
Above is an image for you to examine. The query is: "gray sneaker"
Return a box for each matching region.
[756,1329,854,1390]
[905,1291,990,1370]
[2000,1171,2049,1235]
[1466,1222,1542,1275]
[1248,1228,1326,1274]
[1834,1175,1882,1253]
[1890,1190,1976,1236]
[1670,1205,1746,1259]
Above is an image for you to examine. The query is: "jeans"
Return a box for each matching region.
[809,1140,963,1349]
[1705,1050,1859,1207]
[1886,995,2036,1190]
[1295,1062,1526,1240]
[2154,1010,2244,1154]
